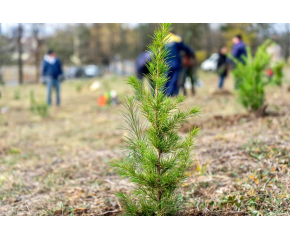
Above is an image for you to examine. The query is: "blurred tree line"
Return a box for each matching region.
[0,23,290,83]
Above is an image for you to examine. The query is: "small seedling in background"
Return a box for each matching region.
[29,90,36,111]
[0,80,5,98]
[75,83,83,93]
[271,61,285,86]
[111,23,200,216]
[230,40,272,116]
[35,102,49,118]
[14,89,21,100]
[29,90,49,118]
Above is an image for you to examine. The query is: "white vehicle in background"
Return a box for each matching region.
[84,65,103,78]
[200,53,219,72]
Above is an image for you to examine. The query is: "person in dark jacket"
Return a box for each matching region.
[165,32,194,96]
[180,53,197,96]
[42,49,63,106]
[136,51,151,81]
[231,34,247,89]
[217,46,228,89]
[135,51,153,93]
[231,34,247,63]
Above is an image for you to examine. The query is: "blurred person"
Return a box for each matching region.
[135,50,153,94]
[231,34,247,89]
[231,34,247,63]
[217,46,228,90]
[180,53,197,96]
[42,49,63,106]
[165,31,194,96]
[136,51,151,82]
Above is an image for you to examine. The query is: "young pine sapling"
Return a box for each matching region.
[111,23,200,216]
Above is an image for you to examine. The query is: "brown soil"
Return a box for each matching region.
[1,74,290,216]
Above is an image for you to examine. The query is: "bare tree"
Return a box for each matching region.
[90,24,102,66]
[119,24,127,75]
[32,24,44,82]
[17,23,23,84]
[0,23,2,98]
[203,23,213,58]
[73,28,81,65]
[256,23,273,39]
[0,23,3,85]
[285,23,290,63]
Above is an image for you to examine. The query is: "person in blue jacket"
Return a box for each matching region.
[42,49,63,106]
[136,51,151,81]
[231,34,247,63]
[135,50,153,95]
[231,34,247,89]
[165,32,194,96]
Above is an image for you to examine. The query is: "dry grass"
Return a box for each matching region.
[0,71,290,216]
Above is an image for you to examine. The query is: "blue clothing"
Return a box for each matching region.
[135,34,194,97]
[166,40,194,71]
[231,41,246,89]
[135,51,153,93]
[165,34,194,96]
[42,56,63,79]
[46,77,60,106]
[136,51,151,78]
[42,55,63,106]
[165,70,180,96]
[231,41,247,63]
[218,76,225,89]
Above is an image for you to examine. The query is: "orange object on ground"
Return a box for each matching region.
[267,68,273,77]
[97,95,107,106]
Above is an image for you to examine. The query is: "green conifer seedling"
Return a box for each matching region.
[230,40,272,114]
[14,88,21,100]
[111,23,200,216]
[272,61,284,86]
[29,90,49,118]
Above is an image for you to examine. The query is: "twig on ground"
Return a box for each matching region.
[97,209,120,216]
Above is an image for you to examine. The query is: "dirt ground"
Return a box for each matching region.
[0,71,290,216]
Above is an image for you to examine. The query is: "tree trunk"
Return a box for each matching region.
[32,24,45,82]
[35,41,40,82]
[17,23,23,84]
[285,23,290,63]
[92,23,101,66]
[204,23,212,58]
[33,26,41,82]
[0,23,3,85]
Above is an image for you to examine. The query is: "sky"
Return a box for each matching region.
[1,23,288,36]
[0,23,139,36]
[1,23,69,35]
